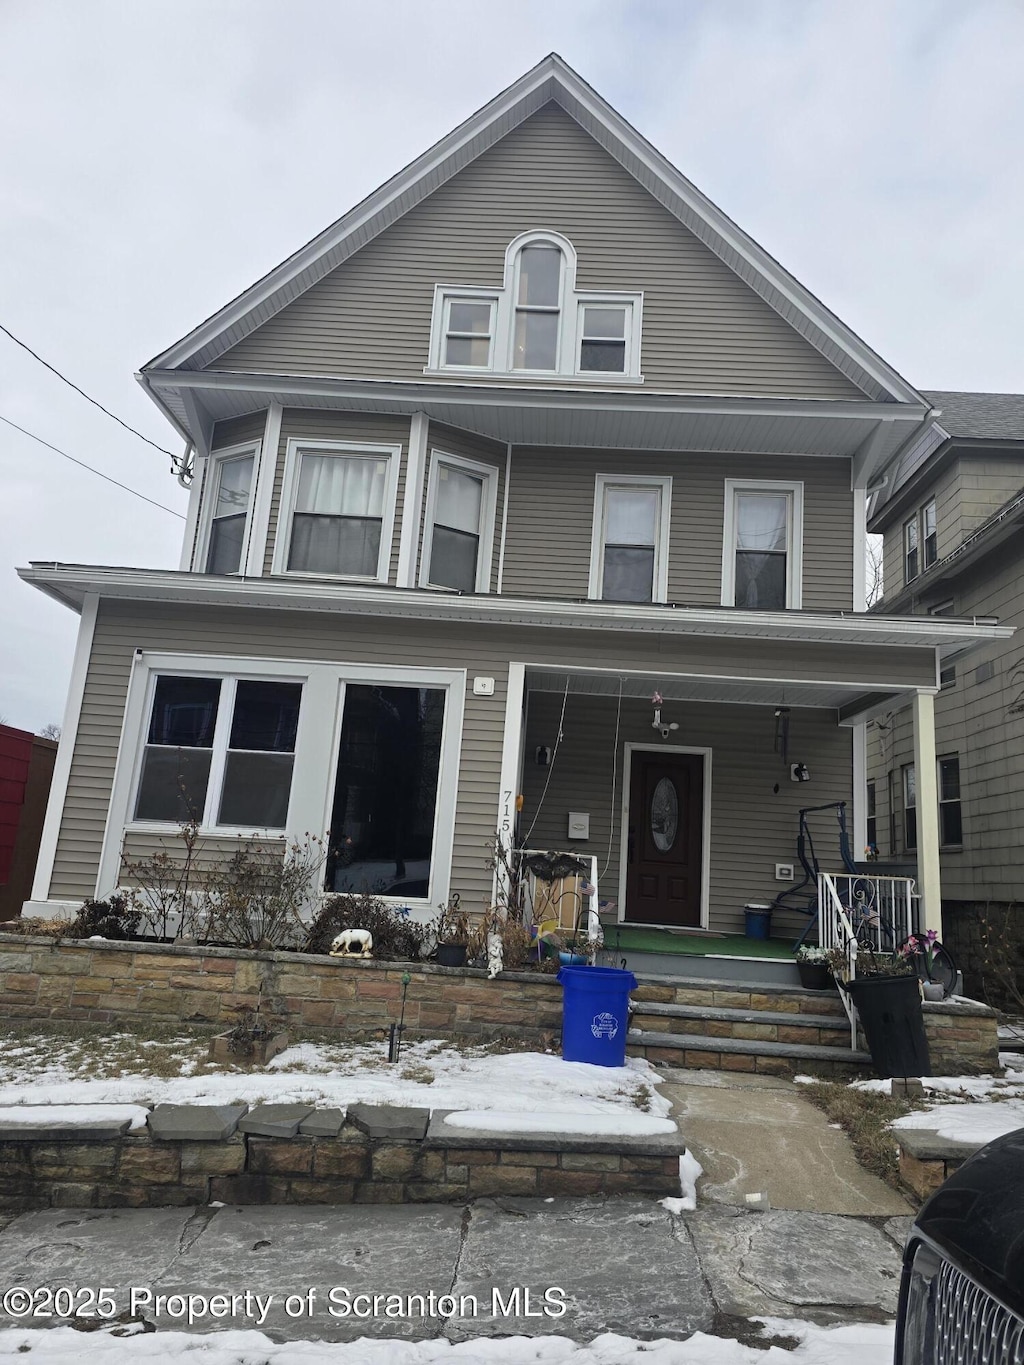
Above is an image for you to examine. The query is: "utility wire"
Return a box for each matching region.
[0,321,179,460]
[0,413,185,519]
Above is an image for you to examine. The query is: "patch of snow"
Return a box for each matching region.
[659,1148,703,1214]
[0,1039,667,1124]
[893,1098,1024,1145]
[443,1109,675,1136]
[0,1322,898,1363]
[0,1104,148,1131]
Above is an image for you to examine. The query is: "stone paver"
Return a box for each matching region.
[450,1197,712,1341]
[238,1104,314,1138]
[348,1103,430,1141]
[298,1108,347,1137]
[688,1205,903,1320]
[660,1069,912,1216]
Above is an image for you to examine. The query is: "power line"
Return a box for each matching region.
[0,321,180,461]
[0,413,186,519]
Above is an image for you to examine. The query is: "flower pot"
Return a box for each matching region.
[797,961,832,991]
[922,980,946,1002]
[436,942,467,968]
[843,973,931,1078]
[208,1030,289,1067]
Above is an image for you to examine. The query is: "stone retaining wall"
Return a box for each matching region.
[0,1103,682,1210]
[0,934,562,1043]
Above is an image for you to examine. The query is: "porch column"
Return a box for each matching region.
[912,689,942,934]
[494,664,526,907]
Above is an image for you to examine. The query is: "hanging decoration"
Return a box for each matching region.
[651,691,679,740]
[774,707,790,764]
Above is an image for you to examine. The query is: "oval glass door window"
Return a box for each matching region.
[651,777,678,852]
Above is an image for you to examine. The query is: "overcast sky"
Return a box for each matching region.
[1,0,1022,733]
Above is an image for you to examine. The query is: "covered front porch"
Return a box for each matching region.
[500,662,947,985]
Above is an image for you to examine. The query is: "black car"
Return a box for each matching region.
[895,1126,1024,1363]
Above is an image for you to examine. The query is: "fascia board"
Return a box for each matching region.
[142,55,923,407]
[17,564,1013,652]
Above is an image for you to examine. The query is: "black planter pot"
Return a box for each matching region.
[843,973,930,1078]
[797,961,832,991]
[435,942,467,968]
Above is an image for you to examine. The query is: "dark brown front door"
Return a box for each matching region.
[625,750,704,927]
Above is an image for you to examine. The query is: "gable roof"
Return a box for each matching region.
[142,54,922,407]
[923,390,1024,441]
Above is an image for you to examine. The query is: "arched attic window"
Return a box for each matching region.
[512,238,566,371]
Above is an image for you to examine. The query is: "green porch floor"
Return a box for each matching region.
[599,924,796,960]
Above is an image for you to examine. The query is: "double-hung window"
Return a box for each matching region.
[938,755,962,846]
[905,515,920,583]
[513,243,563,371]
[134,674,301,829]
[922,500,937,569]
[590,475,671,604]
[420,451,497,594]
[443,298,494,369]
[722,480,803,610]
[578,304,629,374]
[201,445,257,575]
[276,441,399,582]
[902,763,917,852]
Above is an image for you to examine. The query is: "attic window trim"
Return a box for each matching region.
[425,230,644,383]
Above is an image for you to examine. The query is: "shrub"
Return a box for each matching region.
[201,835,327,951]
[304,892,425,961]
[67,894,140,942]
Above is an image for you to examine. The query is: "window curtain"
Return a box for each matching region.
[296,455,385,517]
[289,454,386,576]
[735,494,788,609]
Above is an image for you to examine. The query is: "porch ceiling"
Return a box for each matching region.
[525,667,892,712]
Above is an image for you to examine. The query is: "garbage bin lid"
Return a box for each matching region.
[745,902,771,910]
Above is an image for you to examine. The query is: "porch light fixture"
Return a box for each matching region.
[651,691,679,740]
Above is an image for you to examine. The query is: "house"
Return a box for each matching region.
[0,725,57,921]
[17,55,1009,960]
[866,391,1024,997]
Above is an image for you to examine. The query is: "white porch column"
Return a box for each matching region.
[494,664,526,907]
[912,689,942,933]
[851,721,867,856]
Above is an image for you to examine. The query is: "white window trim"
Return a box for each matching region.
[419,448,499,594]
[588,473,672,604]
[98,652,466,915]
[426,287,500,373]
[425,230,644,383]
[721,478,804,610]
[271,438,401,583]
[193,442,260,576]
[575,293,644,378]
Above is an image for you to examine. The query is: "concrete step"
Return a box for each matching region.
[627,1027,872,1078]
[630,1001,853,1050]
[633,974,848,1019]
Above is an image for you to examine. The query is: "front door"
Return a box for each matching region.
[624,750,704,927]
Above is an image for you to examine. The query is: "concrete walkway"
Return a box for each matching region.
[660,1067,912,1217]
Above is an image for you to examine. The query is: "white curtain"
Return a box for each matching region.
[737,493,788,551]
[606,488,657,546]
[296,454,386,517]
[436,465,483,534]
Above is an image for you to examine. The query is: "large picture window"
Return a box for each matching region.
[326,685,445,897]
[276,441,400,582]
[722,480,804,610]
[589,475,671,604]
[134,674,301,829]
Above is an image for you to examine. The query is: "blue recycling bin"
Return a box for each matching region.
[557,964,637,1067]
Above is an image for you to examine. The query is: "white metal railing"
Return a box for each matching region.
[817,872,920,1050]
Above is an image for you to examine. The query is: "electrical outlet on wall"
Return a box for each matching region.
[775,863,795,881]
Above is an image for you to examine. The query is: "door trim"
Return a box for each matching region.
[617,743,712,930]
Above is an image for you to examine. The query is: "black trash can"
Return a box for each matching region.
[844,973,931,1078]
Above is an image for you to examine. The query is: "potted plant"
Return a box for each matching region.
[902,929,947,1000]
[433,897,470,968]
[209,990,289,1067]
[795,945,832,991]
[836,943,931,1079]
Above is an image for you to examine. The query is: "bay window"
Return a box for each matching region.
[201,445,257,575]
[420,451,498,594]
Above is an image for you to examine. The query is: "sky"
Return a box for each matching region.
[1,0,1022,733]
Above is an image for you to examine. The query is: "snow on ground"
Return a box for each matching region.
[0,1322,896,1364]
[441,1110,675,1137]
[0,1104,148,1131]
[891,1098,1024,1145]
[0,1036,670,1125]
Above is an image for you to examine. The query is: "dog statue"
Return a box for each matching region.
[329,928,374,959]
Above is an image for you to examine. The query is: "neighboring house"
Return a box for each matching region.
[866,391,1024,992]
[17,56,1008,949]
[0,726,57,921]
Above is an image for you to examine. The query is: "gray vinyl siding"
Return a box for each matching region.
[521,692,852,936]
[420,423,507,593]
[214,104,866,401]
[263,410,411,581]
[49,600,935,908]
[502,449,855,609]
[867,537,1024,903]
[211,412,267,451]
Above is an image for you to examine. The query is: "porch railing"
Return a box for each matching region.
[817,871,919,1051]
